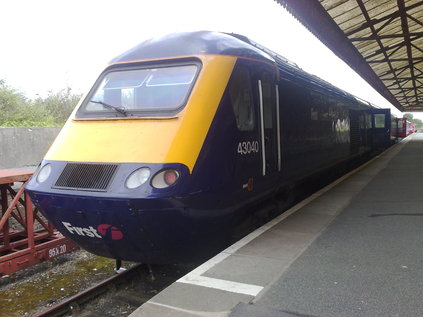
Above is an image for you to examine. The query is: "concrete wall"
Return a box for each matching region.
[0,127,62,169]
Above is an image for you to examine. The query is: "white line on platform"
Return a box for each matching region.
[177,140,406,296]
[178,275,263,297]
[147,301,229,317]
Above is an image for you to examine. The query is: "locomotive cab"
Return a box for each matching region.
[26,31,279,263]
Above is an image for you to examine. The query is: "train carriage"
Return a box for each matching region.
[395,117,414,138]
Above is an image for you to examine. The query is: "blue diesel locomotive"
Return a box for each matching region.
[26,31,389,263]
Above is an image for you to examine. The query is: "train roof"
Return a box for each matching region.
[110,31,273,64]
[110,31,374,109]
[235,35,371,107]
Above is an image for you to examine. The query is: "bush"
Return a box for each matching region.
[0,80,81,127]
[31,88,81,124]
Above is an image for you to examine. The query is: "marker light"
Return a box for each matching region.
[126,167,151,189]
[36,164,52,183]
[152,169,180,189]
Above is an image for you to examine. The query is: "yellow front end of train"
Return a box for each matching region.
[45,55,236,172]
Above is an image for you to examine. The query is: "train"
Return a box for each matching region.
[26,31,393,264]
[395,117,415,137]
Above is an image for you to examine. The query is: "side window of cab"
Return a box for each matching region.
[228,65,256,131]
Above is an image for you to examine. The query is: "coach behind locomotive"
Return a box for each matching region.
[26,31,387,264]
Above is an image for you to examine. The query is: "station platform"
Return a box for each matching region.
[129,133,423,317]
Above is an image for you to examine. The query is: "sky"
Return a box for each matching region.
[0,0,418,119]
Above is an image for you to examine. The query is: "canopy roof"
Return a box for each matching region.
[276,0,423,112]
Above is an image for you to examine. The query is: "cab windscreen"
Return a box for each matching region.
[77,63,199,118]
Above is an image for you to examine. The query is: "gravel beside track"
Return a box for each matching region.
[0,250,119,316]
[0,249,196,317]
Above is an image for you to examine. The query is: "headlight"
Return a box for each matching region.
[125,167,150,189]
[36,164,52,183]
[151,169,180,189]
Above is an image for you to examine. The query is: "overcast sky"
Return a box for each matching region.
[1,0,416,118]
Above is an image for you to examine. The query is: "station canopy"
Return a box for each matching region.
[275,0,423,112]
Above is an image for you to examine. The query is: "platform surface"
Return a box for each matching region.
[130,134,423,317]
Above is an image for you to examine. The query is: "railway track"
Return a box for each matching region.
[32,262,196,317]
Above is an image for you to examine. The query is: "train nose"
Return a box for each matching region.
[59,216,158,262]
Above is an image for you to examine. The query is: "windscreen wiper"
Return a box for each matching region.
[90,100,128,116]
